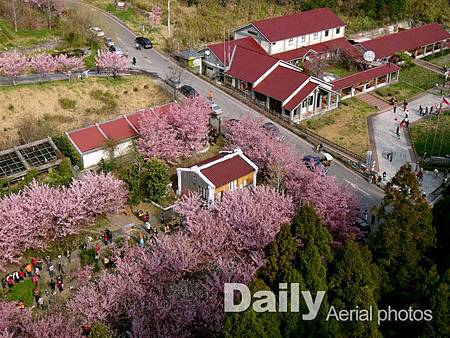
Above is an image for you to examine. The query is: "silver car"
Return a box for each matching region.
[105,38,114,47]
[211,102,222,116]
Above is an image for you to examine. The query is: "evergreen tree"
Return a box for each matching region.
[432,193,450,272]
[370,164,435,336]
[328,240,381,338]
[222,279,282,338]
[143,158,170,202]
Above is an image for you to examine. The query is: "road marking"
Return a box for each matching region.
[344,179,370,196]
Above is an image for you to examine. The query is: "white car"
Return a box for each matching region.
[90,27,105,38]
[113,46,124,57]
[210,102,222,116]
[105,37,114,47]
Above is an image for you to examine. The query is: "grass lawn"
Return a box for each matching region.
[0,20,57,50]
[302,98,377,156]
[2,279,35,307]
[375,65,443,102]
[423,49,450,67]
[324,64,358,78]
[410,111,450,158]
[0,75,170,148]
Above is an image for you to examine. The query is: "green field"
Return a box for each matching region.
[410,112,450,158]
[376,65,444,102]
[423,49,450,67]
[303,98,377,156]
[0,20,56,50]
[2,279,35,307]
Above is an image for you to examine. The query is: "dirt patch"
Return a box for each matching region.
[0,75,170,148]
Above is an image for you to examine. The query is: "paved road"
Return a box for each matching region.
[64,0,384,209]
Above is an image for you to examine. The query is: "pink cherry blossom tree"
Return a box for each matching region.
[137,97,211,161]
[68,186,294,337]
[30,54,58,80]
[55,54,84,79]
[0,52,29,85]
[95,52,127,77]
[0,172,127,270]
[148,6,162,28]
[225,117,360,242]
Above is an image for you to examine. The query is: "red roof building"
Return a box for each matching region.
[283,82,319,111]
[249,8,345,42]
[273,37,362,62]
[253,64,310,102]
[332,63,400,91]
[66,102,176,168]
[225,46,278,83]
[359,23,450,60]
[176,149,258,203]
[205,37,268,65]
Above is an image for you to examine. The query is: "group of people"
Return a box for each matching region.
[418,104,439,117]
[1,255,67,310]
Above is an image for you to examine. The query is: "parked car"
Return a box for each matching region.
[210,102,222,116]
[179,85,199,98]
[135,37,153,49]
[89,27,105,38]
[105,38,114,47]
[108,45,125,57]
[167,78,182,89]
[303,152,333,170]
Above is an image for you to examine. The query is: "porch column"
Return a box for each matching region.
[312,90,318,113]
[423,45,427,56]
[289,109,294,121]
[387,73,391,83]
[231,78,236,87]
[351,87,355,97]
[326,92,331,111]
[432,43,436,54]
[374,77,378,88]
[266,96,270,110]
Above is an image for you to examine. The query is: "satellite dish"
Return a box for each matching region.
[204,50,211,56]
[363,50,376,62]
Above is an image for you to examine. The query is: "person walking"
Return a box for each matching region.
[403,99,408,111]
[382,171,387,180]
[419,105,423,116]
[57,255,63,274]
[132,57,137,66]
[396,125,400,137]
[405,117,409,128]
[33,287,40,307]
[430,105,434,114]
[425,107,429,115]
[49,279,56,295]
[56,276,63,293]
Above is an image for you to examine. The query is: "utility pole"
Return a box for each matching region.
[167,0,171,38]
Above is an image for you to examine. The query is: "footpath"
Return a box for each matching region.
[368,93,445,198]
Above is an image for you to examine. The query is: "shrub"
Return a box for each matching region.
[52,134,83,169]
[89,89,118,113]
[79,248,96,266]
[58,97,77,110]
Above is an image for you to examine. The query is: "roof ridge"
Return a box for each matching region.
[197,149,243,170]
[251,7,333,25]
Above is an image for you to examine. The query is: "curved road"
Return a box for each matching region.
[66,1,384,209]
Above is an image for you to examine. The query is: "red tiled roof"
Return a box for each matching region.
[67,102,176,154]
[200,156,255,187]
[98,117,138,141]
[360,23,450,59]
[207,37,268,65]
[284,82,318,111]
[332,63,400,91]
[251,8,345,42]
[274,37,362,61]
[127,102,177,130]
[226,46,278,83]
[253,65,309,101]
[67,126,106,153]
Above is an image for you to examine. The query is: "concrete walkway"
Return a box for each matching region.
[413,58,445,75]
[369,93,444,197]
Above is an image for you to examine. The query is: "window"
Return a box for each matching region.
[308,96,314,106]
[336,27,340,34]
[247,30,257,36]
[313,32,318,40]
[288,38,293,46]
[325,30,329,37]
[301,36,306,42]
[302,100,307,108]
[229,180,237,191]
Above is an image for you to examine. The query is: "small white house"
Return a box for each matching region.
[176,149,258,203]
